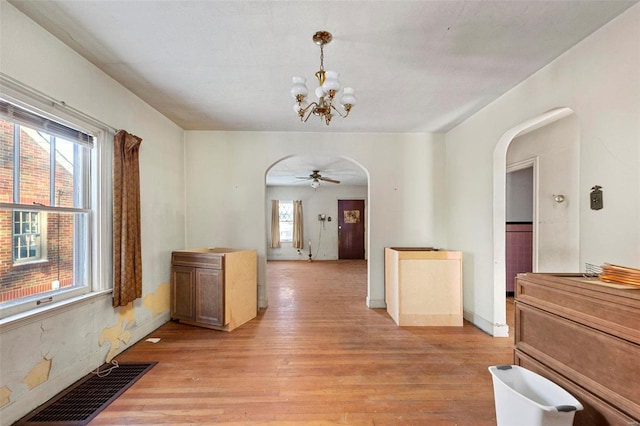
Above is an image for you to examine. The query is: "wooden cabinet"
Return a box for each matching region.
[515,273,640,424]
[385,248,462,326]
[171,248,257,331]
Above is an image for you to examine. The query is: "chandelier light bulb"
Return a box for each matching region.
[290,76,309,99]
[321,70,341,96]
[340,87,357,107]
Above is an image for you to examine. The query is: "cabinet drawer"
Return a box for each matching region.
[515,303,640,419]
[172,251,223,269]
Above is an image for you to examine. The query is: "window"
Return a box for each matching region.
[13,210,43,263]
[0,88,112,319]
[278,200,293,242]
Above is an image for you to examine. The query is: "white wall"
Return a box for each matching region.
[508,116,580,272]
[266,185,368,261]
[0,2,185,423]
[184,131,446,310]
[446,4,640,335]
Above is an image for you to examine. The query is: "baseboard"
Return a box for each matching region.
[367,297,386,309]
[463,310,510,337]
[129,311,171,344]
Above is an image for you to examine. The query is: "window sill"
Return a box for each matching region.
[0,290,113,333]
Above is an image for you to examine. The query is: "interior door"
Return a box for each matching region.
[338,199,365,259]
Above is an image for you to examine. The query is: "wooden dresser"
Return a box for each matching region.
[171,248,257,332]
[514,273,640,424]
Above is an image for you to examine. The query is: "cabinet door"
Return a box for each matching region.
[195,268,224,326]
[171,266,195,321]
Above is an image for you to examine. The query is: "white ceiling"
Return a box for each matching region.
[8,0,636,186]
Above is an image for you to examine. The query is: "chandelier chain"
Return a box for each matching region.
[320,44,325,71]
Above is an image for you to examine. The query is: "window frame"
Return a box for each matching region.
[0,76,113,321]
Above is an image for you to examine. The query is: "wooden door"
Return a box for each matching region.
[171,266,195,321]
[195,268,224,326]
[338,199,365,259]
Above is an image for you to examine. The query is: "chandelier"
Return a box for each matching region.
[291,31,357,126]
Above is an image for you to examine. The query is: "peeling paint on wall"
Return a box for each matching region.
[143,282,170,317]
[99,303,135,362]
[22,358,51,390]
[0,385,11,407]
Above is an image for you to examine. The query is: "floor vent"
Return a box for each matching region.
[14,362,156,425]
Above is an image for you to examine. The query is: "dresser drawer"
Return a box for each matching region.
[516,274,640,345]
[515,349,638,425]
[515,302,640,419]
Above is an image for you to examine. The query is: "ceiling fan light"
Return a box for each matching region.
[311,179,320,188]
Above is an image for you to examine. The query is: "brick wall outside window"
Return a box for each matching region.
[0,120,75,302]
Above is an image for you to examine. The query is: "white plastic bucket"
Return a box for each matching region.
[488,365,583,426]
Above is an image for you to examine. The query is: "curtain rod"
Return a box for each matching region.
[0,72,120,135]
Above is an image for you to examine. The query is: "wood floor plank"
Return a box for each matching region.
[92,260,514,425]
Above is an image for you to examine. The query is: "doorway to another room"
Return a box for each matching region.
[505,164,534,297]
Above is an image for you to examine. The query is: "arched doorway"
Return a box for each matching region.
[492,107,575,336]
[264,155,370,307]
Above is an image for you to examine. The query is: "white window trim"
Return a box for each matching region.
[0,73,114,321]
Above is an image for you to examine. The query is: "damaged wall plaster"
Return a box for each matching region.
[99,303,135,362]
[22,358,52,390]
[99,282,170,362]
[0,386,11,407]
[143,282,170,318]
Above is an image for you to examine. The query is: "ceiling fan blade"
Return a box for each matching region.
[295,176,312,180]
[319,177,340,184]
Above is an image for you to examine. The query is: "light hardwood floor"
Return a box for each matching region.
[93,260,515,425]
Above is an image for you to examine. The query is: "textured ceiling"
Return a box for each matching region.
[8,0,637,185]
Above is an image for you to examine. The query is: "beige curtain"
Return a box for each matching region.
[292,200,303,249]
[113,130,143,307]
[270,200,280,248]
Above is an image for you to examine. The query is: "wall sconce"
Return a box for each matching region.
[553,194,565,203]
[590,185,603,210]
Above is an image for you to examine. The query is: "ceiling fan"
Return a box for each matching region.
[297,170,340,188]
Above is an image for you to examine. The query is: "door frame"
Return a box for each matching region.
[506,157,539,274]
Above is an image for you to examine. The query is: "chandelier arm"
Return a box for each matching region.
[330,104,346,118]
[304,112,316,123]
[300,101,318,115]
[301,102,319,123]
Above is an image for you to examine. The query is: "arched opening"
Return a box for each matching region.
[264,155,371,308]
[492,107,575,337]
